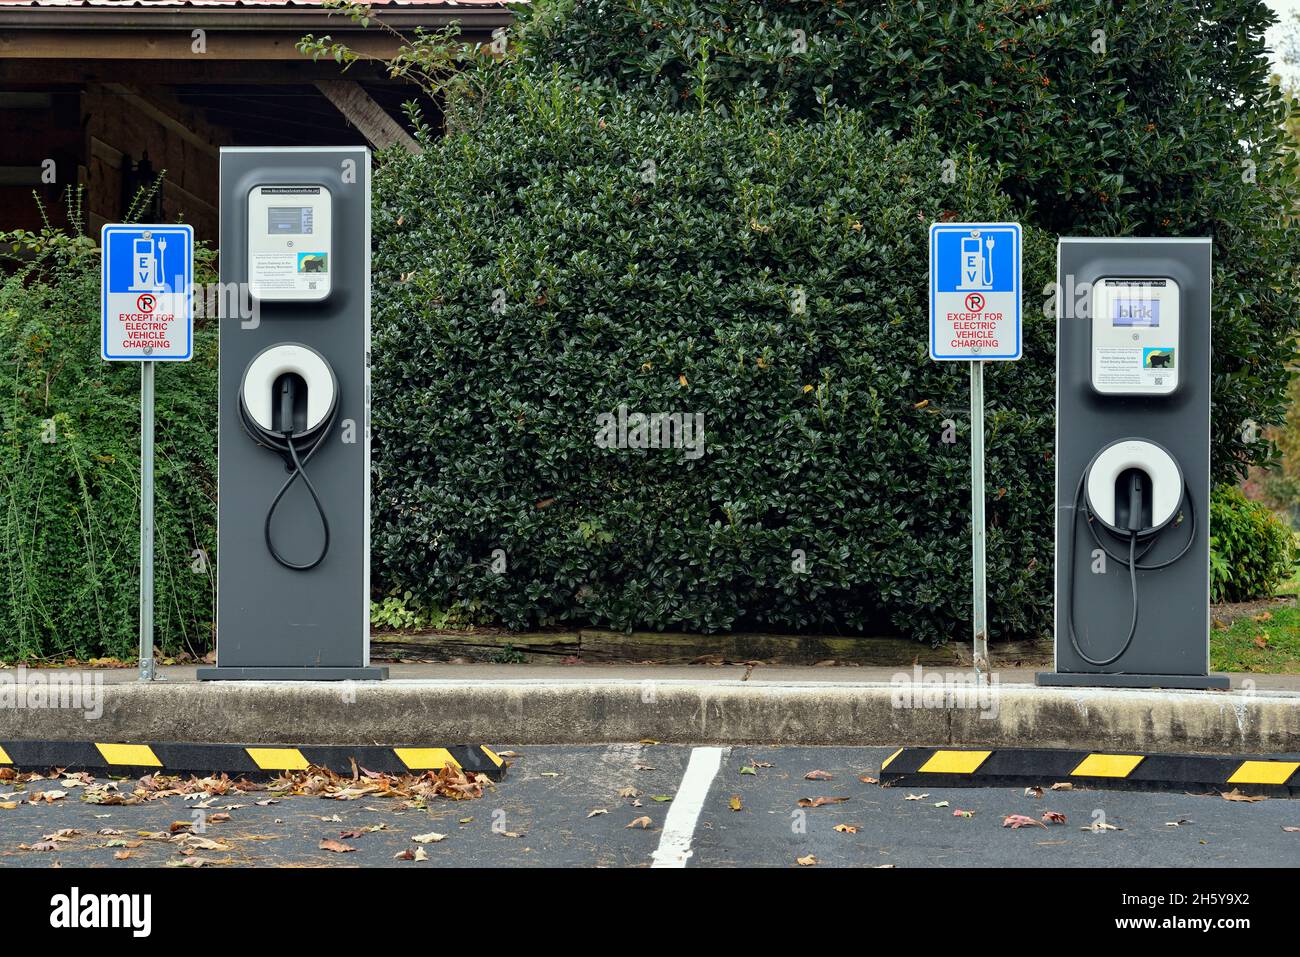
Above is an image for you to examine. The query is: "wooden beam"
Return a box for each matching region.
[0,59,403,85]
[315,79,422,154]
[101,83,222,158]
[162,177,216,215]
[89,135,124,169]
[0,30,415,62]
[0,166,43,186]
[0,92,53,108]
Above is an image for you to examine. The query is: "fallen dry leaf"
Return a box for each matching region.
[587,808,608,818]
[319,838,356,853]
[1282,826,1300,833]
[796,854,817,866]
[804,770,833,781]
[904,793,929,801]
[729,795,743,812]
[953,809,975,818]
[1041,811,1067,824]
[1081,821,1123,832]
[833,824,859,833]
[1002,814,1047,829]
[1221,789,1267,803]
[1050,783,1073,791]
[798,796,850,808]
[859,775,878,785]
[189,836,233,851]
[625,816,653,829]
[411,832,446,844]
[1024,786,1043,799]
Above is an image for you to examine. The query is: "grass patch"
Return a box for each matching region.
[1210,550,1300,673]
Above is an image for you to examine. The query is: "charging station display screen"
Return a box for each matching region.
[1113,298,1160,327]
[268,207,314,235]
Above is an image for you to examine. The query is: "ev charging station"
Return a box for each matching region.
[1038,237,1226,689]
[198,147,387,681]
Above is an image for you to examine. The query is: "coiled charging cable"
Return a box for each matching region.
[1065,471,1196,667]
[238,376,337,571]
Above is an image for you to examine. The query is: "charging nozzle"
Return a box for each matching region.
[1126,470,1145,534]
[277,375,297,436]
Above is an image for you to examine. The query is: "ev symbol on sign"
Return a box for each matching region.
[965,292,985,313]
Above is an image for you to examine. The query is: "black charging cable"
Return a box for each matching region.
[238,377,337,571]
[1065,471,1197,667]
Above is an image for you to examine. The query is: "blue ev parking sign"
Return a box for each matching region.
[101,224,193,362]
[929,222,1021,361]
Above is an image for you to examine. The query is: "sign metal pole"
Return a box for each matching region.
[139,359,155,682]
[970,359,989,680]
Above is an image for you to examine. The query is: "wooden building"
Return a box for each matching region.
[0,0,511,239]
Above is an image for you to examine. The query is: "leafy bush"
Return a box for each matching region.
[1210,485,1298,603]
[372,69,1056,642]
[519,0,1300,484]
[0,213,217,661]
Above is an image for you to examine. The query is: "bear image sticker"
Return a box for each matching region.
[1143,347,1174,369]
[297,252,328,274]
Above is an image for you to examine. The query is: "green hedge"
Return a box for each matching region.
[0,224,217,661]
[1210,485,1297,603]
[519,0,1300,484]
[372,70,1056,642]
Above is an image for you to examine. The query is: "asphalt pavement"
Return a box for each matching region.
[1,745,1297,868]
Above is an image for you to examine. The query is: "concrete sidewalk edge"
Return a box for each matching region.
[0,679,1295,754]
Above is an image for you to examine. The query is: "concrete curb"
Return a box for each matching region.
[1,678,1296,754]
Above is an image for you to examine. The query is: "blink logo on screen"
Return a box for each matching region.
[1113,298,1160,327]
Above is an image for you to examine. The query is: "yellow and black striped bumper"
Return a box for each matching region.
[0,741,507,780]
[880,747,1300,796]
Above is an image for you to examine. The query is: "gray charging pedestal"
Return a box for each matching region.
[1037,237,1226,690]
[199,147,386,681]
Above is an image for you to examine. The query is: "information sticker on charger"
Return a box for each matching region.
[1090,278,1180,396]
[247,185,332,301]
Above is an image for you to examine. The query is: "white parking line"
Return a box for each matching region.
[651,746,728,868]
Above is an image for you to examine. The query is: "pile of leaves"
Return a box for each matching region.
[271,763,493,803]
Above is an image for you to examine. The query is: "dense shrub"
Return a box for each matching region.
[518,0,1300,484]
[0,220,216,661]
[1209,485,1297,602]
[372,71,1056,642]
